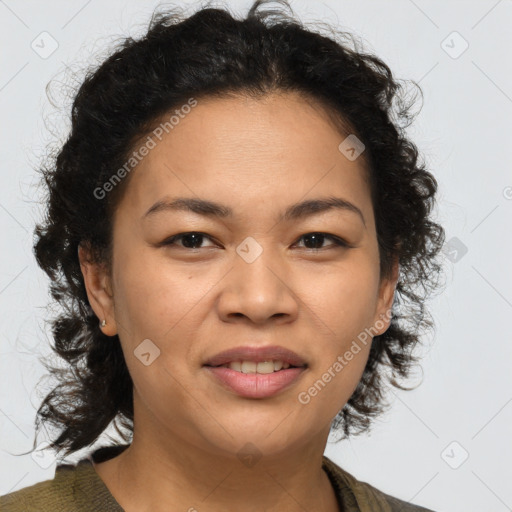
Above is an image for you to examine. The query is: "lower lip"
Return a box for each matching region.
[204,366,307,399]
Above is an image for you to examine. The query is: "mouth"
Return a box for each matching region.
[203,345,307,370]
[204,360,306,374]
[202,345,308,398]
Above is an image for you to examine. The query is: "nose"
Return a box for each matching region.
[216,247,299,325]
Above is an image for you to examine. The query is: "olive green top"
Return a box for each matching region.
[0,444,435,511]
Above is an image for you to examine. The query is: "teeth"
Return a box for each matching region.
[230,361,242,372]
[241,361,258,373]
[217,360,295,373]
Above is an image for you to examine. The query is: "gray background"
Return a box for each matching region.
[1,1,511,511]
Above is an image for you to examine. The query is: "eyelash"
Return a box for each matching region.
[160,231,350,252]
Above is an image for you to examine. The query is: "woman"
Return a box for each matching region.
[1,1,444,510]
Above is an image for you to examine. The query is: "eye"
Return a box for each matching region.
[294,232,349,251]
[161,232,217,250]
[160,231,350,251]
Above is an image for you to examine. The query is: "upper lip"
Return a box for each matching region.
[203,345,307,367]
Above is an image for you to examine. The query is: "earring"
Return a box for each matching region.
[100,319,106,328]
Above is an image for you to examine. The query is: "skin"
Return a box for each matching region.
[79,91,399,512]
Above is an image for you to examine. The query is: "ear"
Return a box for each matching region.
[78,242,117,336]
[372,255,399,336]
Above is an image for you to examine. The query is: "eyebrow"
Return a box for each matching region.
[142,196,366,227]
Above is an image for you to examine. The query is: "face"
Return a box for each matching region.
[80,91,398,460]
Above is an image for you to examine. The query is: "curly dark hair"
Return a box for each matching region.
[21,0,446,459]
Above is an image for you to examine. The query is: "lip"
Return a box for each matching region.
[203,345,307,368]
[204,366,307,398]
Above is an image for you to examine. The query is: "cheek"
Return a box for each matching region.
[303,258,380,336]
[300,339,371,424]
[111,246,218,388]
[295,260,377,412]
[112,246,198,335]
[111,252,200,409]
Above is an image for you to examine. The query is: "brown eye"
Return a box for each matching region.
[160,231,349,252]
[295,232,349,250]
[162,232,216,249]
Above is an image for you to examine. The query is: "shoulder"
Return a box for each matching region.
[322,455,436,512]
[0,445,128,512]
[0,462,78,512]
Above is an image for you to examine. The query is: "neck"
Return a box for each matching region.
[93,426,340,511]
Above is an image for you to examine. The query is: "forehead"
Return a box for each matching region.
[117,92,372,224]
